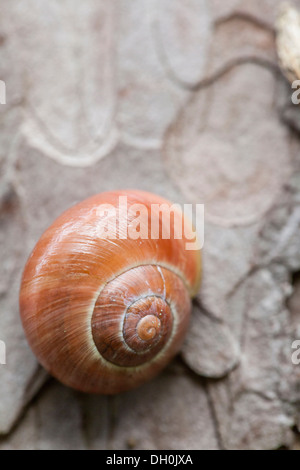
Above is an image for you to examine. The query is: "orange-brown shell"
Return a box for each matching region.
[19,190,201,394]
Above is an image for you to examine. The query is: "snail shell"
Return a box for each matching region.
[19,190,201,394]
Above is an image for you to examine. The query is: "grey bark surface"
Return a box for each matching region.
[1,0,300,450]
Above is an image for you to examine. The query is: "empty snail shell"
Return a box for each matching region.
[19,190,201,394]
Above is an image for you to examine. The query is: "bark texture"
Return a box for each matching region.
[1,0,300,450]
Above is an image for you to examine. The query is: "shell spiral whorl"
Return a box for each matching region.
[19,190,201,394]
[92,265,190,368]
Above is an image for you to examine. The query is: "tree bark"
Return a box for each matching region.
[1,0,300,450]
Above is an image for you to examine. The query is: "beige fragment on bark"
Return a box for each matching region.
[276,3,300,82]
